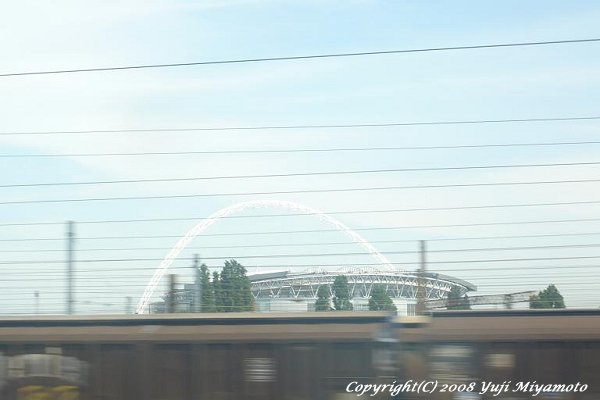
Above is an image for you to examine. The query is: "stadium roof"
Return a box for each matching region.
[248,267,476,301]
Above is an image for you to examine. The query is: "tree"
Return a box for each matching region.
[332,275,353,311]
[215,260,254,312]
[198,263,216,312]
[530,284,565,309]
[368,285,397,312]
[446,286,471,310]
[315,285,332,311]
[212,271,221,311]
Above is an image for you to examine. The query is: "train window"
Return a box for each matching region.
[7,355,24,379]
[372,347,397,373]
[372,322,398,374]
[529,342,564,383]
[324,343,372,397]
[0,352,5,391]
[580,342,600,398]
[329,343,370,377]
[244,357,276,383]
[201,344,239,399]
[485,353,515,369]
[429,344,475,383]
[61,345,91,400]
[281,344,319,400]
[97,345,136,400]
[480,343,522,383]
[1,350,89,400]
[150,344,191,400]
[242,344,277,400]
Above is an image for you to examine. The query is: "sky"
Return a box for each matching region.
[1,0,600,313]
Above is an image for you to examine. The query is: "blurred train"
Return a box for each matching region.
[0,309,598,400]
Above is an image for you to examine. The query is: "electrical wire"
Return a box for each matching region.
[4,217,600,242]
[5,239,600,254]
[2,263,598,277]
[2,116,600,136]
[2,38,598,77]
[3,254,600,266]
[3,199,600,227]
[2,242,600,258]
[4,161,600,189]
[3,270,597,283]
[5,139,600,157]
[2,177,600,205]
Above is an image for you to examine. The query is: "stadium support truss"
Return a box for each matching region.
[250,266,476,301]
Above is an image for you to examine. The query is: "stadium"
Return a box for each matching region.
[249,266,477,315]
[138,200,478,315]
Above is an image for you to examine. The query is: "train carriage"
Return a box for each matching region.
[394,309,600,400]
[0,312,389,400]
[0,310,599,400]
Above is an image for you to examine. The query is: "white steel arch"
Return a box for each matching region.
[136,199,394,313]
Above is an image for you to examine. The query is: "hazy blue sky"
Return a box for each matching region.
[1,0,600,313]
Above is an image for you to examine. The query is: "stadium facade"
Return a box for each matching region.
[250,267,476,316]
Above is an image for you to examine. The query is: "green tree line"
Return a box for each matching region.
[529,284,565,309]
[315,276,397,312]
[195,259,254,312]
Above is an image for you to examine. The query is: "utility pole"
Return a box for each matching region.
[416,240,427,315]
[34,291,39,315]
[167,274,177,313]
[125,297,132,314]
[193,254,202,312]
[504,294,513,310]
[66,221,75,315]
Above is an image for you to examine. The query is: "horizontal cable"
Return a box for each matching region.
[2,178,600,205]
[4,161,600,189]
[5,139,600,158]
[2,38,599,78]
[3,218,600,242]
[3,263,598,277]
[2,303,597,313]
[477,283,598,288]
[2,242,600,259]
[1,288,599,300]
[1,279,597,291]
[2,116,600,136]
[1,271,598,283]
[3,198,600,227]
[3,254,600,266]
[5,240,600,254]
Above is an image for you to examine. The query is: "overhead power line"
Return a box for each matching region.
[2,262,598,277]
[5,139,600,158]
[5,232,600,252]
[4,240,600,254]
[2,38,598,78]
[3,161,600,189]
[4,254,600,265]
[3,198,600,227]
[1,279,597,290]
[4,218,600,242]
[1,177,600,205]
[2,242,600,259]
[1,282,598,295]
[3,270,598,282]
[2,116,600,136]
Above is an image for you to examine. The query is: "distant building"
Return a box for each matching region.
[150,283,198,313]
